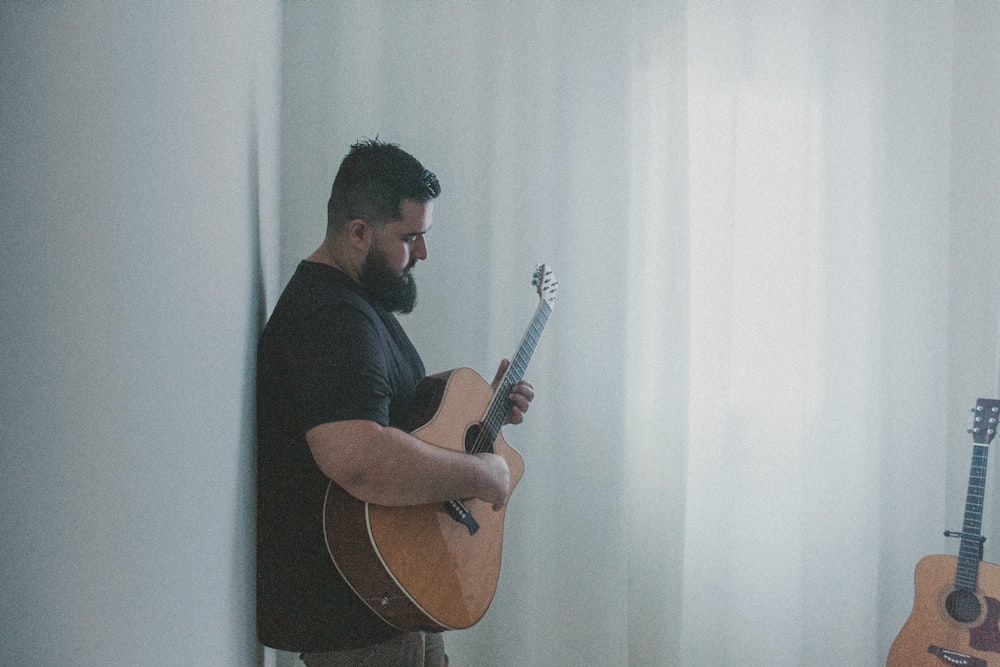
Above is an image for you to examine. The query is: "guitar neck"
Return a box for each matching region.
[954,398,1000,590]
[480,299,552,444]
[956,443,990,590]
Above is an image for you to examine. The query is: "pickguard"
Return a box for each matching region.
[969,595,1000,653]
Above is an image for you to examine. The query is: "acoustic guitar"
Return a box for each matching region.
[888,397,1000,666]
[322,265,558,631]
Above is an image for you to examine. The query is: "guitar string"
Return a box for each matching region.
[470,315,543,454]
[957,443,989,589]
[469,299,551,455]
[468,269,555,454]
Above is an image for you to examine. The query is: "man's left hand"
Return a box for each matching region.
[491,359,535,425]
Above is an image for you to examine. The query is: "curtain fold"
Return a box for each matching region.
[679,4,890,663]
[624,2,691,663]
[277,2,998,665]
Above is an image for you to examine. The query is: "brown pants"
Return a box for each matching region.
[300,632,447,667]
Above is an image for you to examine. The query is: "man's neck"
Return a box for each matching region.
[307,241,360,282]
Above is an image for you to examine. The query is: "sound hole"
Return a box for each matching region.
[465,423,483,453]
[946,589,983,623]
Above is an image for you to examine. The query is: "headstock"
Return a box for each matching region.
[969,398,1000,445]
[532,264,558,308]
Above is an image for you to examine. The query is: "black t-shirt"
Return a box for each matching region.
[256,261,425,651]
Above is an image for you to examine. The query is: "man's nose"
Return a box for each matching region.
[413,235,428,261]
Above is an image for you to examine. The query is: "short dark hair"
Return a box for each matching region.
[327,138,440,234]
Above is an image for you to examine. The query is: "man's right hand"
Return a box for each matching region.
[474,452,511,510]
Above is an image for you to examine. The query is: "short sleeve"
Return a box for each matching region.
[279,300,395,431]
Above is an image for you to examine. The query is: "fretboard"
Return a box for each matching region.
[472,299,552,451]
[956,443,989,590]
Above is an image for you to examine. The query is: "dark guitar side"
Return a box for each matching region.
[323,367,525,631]
[888,555,1000,666]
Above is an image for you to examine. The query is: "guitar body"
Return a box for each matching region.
[323,367,525,631]
[888,555,1000,667]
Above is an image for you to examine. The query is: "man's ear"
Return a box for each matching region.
[346,218,372,248]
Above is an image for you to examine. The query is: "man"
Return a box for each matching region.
[256,139,534,666]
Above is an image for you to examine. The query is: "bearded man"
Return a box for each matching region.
[255,139,534,666]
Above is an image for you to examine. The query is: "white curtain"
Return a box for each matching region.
[277,2,1000,666]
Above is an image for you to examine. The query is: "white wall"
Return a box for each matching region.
[0,3,280,665]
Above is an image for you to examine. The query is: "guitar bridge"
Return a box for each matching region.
[445,500,479,535]
[928,645,987,667]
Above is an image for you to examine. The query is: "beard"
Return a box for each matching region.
[359,245,418,314]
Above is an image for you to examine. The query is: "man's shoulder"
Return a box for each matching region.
[275,261,379,322]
